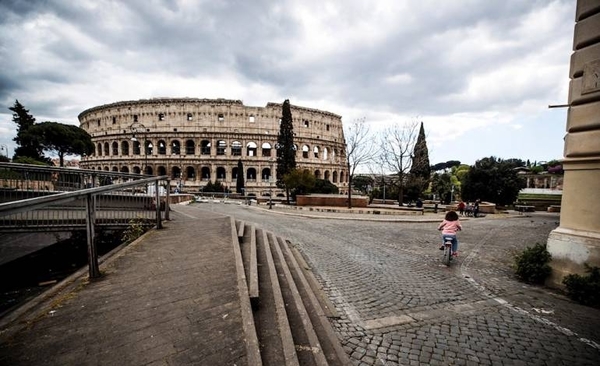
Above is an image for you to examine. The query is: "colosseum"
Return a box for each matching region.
[78,98,349,195]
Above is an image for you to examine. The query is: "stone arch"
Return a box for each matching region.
[186,166,196,179]
[133,140,141,155]
[112,141,118,156]
[246,168,256,181]
[333,171,338,183]
[157,140,167,155]
[201,167,211,180]
[262,168,271,181]
[171,140,181,155]
[246,141,257,157]
[104,142,109,156]
[157,166,167,176]
[97,143,102,156]
[216,167,227,180]
[302,145,310,158]
[262,142,272,157]
[201,140,211,155]
[324,170,330,181]
[185,140,195,155]
[232,141,242,156]
[121,141,129,156]
[315,170,321,179]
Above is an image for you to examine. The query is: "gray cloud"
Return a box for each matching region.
[0,0,575,164]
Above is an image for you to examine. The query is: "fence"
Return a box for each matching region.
[0,162,170,278]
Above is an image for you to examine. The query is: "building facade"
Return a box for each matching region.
[78,98,348,195]
[547,0,600,287]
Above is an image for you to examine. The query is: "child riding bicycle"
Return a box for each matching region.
[438,210,462,256]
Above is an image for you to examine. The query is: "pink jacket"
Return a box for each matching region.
[438,220,462,235]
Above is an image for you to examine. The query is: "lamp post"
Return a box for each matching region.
[269,176,274,209]
[130,122,149,175]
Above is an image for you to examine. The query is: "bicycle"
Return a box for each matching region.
[441,235,454,266]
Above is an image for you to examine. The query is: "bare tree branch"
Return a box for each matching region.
[344,117,376,208]
[377,121,420,204]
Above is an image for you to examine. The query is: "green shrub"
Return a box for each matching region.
[514,243,552,284]
[563,264,600,308]
[121,218,148,244]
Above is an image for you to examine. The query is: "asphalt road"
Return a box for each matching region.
[185,201,600,365]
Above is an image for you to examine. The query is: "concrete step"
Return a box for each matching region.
[266,230,329,366]
[240,222,259,305]
[236,219,246,241]
[254,228,299,366]
[238,221,349,365]
[275,235,351,366]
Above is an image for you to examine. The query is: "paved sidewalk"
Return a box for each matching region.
[0,211,254,366]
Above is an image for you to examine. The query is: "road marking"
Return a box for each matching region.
[460,222,600,351]
[363,299,499,330]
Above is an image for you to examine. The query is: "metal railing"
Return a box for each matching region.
[0,163,171,278]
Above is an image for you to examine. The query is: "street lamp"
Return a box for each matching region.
[269,176,274,209]
[130,122,149,174]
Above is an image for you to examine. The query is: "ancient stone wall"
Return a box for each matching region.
[78,98,348,194]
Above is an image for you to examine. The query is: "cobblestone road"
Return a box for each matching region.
[186,202,600,365]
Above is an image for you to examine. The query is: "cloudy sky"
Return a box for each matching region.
[0,0,575,166]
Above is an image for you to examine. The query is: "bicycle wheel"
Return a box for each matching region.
[442,245,451,266]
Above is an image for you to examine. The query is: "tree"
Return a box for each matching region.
[276,99,296,204]
[431,172,453,203]
[283,169,316,200]
[313,179,339,194]
[378,121,420,205]
[344,117,376,208]
[406,121,431,201]
[9,100,45,162]
[29,122,94,166]
[236,159,245,194]
[352,175,374,194]
[461,156,526,206]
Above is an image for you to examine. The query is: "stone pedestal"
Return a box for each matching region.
[547,0,600,288]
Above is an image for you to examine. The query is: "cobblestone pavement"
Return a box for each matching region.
[185,202,600,365]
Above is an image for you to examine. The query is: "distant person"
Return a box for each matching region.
[416,198,423,208]
[474,199,480,218]
[458,201,465,216]
[437,210,462,256]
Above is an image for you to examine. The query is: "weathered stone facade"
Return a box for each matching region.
[78,98,348,195]
[547,0,600,287]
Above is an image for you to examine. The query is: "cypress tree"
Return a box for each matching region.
[276,99,296,202]
[407,121,431,200]
[410,122,431,180]
[10,100,44,161]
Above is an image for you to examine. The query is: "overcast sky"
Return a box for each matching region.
[0,0,574,166]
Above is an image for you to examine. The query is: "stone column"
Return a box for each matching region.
[547,0,600,287]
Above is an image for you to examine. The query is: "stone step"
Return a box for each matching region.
[238,221,349,365]
[254,228,299,366]
[266,230,329,366]
[240,222,259,305]
[274,235,351,366]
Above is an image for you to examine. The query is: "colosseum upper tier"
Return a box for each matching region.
[78,98,348,195]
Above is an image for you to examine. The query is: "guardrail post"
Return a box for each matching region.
[165,179,170,221]
[155,180,162,229]
[85,193,101,278]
